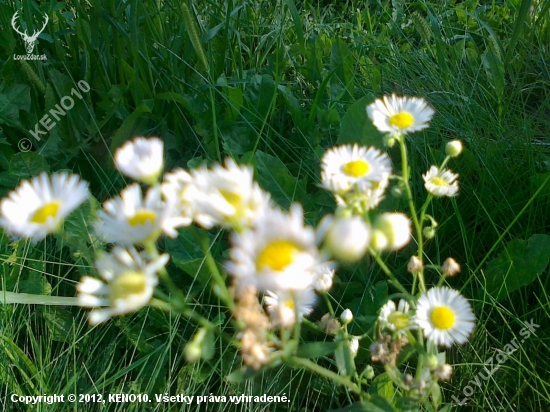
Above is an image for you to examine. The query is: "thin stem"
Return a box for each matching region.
[286,356,362,395]
[372,252,409,295]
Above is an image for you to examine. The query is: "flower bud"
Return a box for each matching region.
[423,226,436,239]
[445,140,463,157]
[371,213,411,252]
[324,216,371,262]
[391,185,403,198]
[442,257,461,277]
[349,337,359,357]
[340,309,353,325]
[407,255,423,273]
[426,354,439,370]
[362,365,375,380]
[185,328,207,363]
[384,134,398,147]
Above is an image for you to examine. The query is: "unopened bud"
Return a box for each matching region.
[445,140,463,157]
[442,257,460,277]
[349,337,359,357]
[362,365,375,380]
[407,255,423,273]
[340,309,353,325]
[384,133,398,147]
[423,226,436,239]
[371,213,412,252]
[426,354,439,370]
[324,216,371,262]
[391,185,403,198]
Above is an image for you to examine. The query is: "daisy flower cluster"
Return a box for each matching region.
[0,92,476,407]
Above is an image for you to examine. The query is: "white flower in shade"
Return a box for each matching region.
[0,172,89,242]
[349,337,360,357]
[96,184,186,245]
[335,175,390,212]
[77,247,168,325]
[423,166,459,197]
[161,169,196,226]
[313,264,335,293]
[264,288,316,328]
[226,204,323,293]
[115,137,164,185]
[415,287,475,347]
[379,299,416,332]
[367,94,435,134]
[189,158,271,231]
[320,215,371,262]
[321,145,391,195]
[370,213,411,252]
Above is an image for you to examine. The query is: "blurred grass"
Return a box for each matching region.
[0,0,549,410]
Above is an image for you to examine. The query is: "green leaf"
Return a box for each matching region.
[334,331,356,376]
[329,397,395,412]
[9,152,50,179]
[254,150,308,209]
[41,307,75,343]
[0,84,31,127]
[110,103,153,151]
[297,341,339,359]
[338,95,384,148]
[485,234,550,301]
[165,229,212,285]
[368,372,395,400]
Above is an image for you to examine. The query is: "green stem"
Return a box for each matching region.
[286,356,362,395]
[399,135,426,293]
[371,253,409,295]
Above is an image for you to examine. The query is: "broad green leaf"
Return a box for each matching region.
[9,152,49,179]
[110,103,153,151]
[338,95,384,148]
[297,341,339,359]
[165,229,212,285]
[485,234,550,301]
[368,372,395,400]
[0,84,31,127]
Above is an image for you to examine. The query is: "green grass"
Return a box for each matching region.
[0,0,549,410]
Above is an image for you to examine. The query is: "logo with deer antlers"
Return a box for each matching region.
[11,11,49,54]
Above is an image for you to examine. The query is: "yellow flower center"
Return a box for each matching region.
[31,201,61,224]
[387,311,410,330]
[128,210,157,226]
[343,160,370,177]
[389,112,414,129]
[257,240,299,271]
[219,190,242,208]
[430,177,448,187]
[109,271,147,304]
[430,306,455,330]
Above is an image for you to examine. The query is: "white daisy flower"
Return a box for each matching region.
[313,264,335,293]
[226,204,323,293]
[161,169,196,226]
[335,174,390,212]
[321,145,392,195]
[96,184,186,245]
[367,94,435,134]
[415,287,475,347]
[77,247,168,325]
[370,213,412,252]
[379,299,416,332]
[115,137,164,185]
[264,288,316,328]
[423,166,459,197]
[189,158,271,231]
[0,172,89,242]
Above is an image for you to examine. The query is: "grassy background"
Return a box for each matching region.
[0,0,549,410]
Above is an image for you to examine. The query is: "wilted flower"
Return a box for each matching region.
[442,257,461,277]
